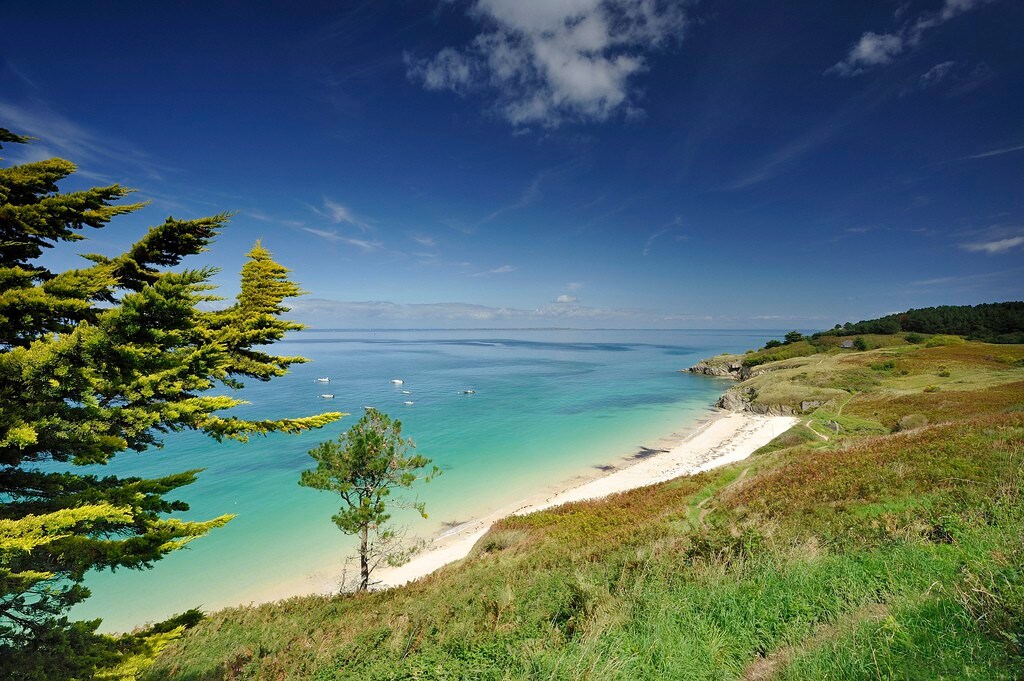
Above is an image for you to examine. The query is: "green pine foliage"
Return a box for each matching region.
[300,408,438,592]
[0,129,343,678]
[822,302,1024,343]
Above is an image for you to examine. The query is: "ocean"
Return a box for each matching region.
[72,329,776,632]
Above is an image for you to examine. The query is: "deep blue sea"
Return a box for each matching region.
[73,329,777,631]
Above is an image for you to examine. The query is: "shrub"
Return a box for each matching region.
[925,334,966,348]
[853,337,868,351]
[764,339,783,349]
[905,333,926,344]
[895,414,929,432]
[924,385,941,393]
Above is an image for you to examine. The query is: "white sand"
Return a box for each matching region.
[376,410,797,588]
[244,410,796,603]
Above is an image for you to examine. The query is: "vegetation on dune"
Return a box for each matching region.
[0,129,342,679]
[145,337,1024,680]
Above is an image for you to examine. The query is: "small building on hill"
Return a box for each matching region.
[840,340,855,349]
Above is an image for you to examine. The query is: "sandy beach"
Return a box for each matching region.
[215,410,798,610]
[244,409,796,602]
[375,410,796,588]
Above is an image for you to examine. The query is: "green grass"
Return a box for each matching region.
[722,340,1024,414]
[144,341,1024,680]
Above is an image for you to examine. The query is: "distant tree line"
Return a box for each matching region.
[817,302,1024,344]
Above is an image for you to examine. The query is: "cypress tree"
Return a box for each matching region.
[0,128,342,676]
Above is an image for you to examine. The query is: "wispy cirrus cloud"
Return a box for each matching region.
[960,235,1024,255]
[906,60,995,97]
[301,227,382,252]
[642,216,687,255]
[909,267,1024,292]
[2,59,39,90]
[917,60,957,89]
[477,175,543,227]
[828,0,995,77]
[471,264,517,277]
[405,0,686,128]
[0,98,168,179]
[408,234,436,248]
[474,161,579,229]
[310,197,372,231]
[958,143,1024,161]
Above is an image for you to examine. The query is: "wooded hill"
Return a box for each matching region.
[819,302,1024,343]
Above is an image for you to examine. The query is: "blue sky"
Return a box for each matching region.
[2,0,1022,329]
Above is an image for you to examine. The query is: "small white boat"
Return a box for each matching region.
[404,400,414,405]
[401,390,412,395]
[319,394,335,399]
[391,379,404,385]
[315,377,330,383]
[462,389,476,395]
[363,405,374,411]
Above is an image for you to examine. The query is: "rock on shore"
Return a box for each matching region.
[683,354,745,379]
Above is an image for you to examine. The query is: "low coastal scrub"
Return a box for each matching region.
[146,339,1024,680]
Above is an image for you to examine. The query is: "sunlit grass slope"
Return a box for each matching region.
[146,339,1024,680]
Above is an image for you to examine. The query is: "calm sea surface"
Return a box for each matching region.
[73,329,777,631]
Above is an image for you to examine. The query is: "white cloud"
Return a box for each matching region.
[301,227,382,251]
[907,60,994,97]
[828,0,992,77]
[642,228,669,256]
[478,174,543,226]
[960,235,1024,255]
[917,60,957,88]
[0,99,165,179]
[642,216,686,254]
[471,264,517,276]
[554,294,578,303]
[409,234,436,248]
[319,198,371,231]
[960,143,1024,160]
[566,282,583,292]
[835,32,905,75]
[406,0,686,127]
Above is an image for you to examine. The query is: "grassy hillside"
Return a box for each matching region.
[719,336,1023,418]
[146,339,1024,680]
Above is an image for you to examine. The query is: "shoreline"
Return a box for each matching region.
[247,408,797,603]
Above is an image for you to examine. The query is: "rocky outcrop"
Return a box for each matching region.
[716,387,755,410]
[686,356,744,380]
[714,386,814,417]
[690,353,816,417]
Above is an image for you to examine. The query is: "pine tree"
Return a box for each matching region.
[0,128,343,676]
[300,408,438,592]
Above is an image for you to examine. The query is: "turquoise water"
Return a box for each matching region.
[73,329,774,632]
